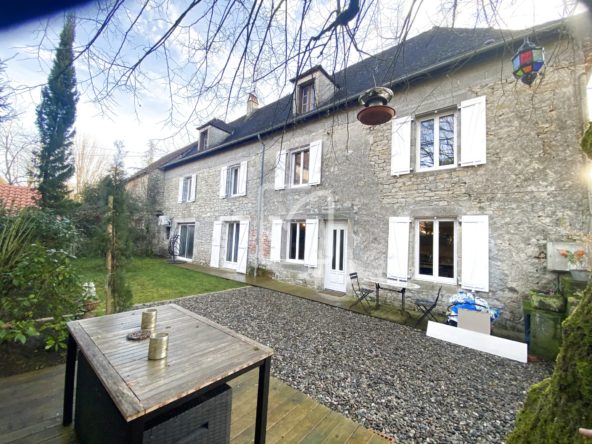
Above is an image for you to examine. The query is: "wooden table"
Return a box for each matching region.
[62,303,274,443]
[365,277,420,310]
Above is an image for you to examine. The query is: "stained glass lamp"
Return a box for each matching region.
[512,38,545,86]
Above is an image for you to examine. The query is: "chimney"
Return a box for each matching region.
[247,93,259,116]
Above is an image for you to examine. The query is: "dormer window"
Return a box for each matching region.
[200,130,208,151]
[300,83,315,113]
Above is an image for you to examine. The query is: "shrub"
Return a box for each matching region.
[0,207,81,349]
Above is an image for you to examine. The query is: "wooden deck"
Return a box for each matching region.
[0,364,391,444]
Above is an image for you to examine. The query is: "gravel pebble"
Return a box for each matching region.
[141,287,552,443]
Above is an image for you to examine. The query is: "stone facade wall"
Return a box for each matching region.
[133,34,591,331]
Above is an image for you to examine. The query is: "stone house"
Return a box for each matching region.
[127,16,592,330]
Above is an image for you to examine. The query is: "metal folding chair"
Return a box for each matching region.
[349,273,374,313]
[414,286,442,327]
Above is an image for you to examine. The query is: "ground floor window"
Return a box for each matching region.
[225,222,240,268]
[177,224,195,259]
[415,219,456,283]
[287,221,306,262]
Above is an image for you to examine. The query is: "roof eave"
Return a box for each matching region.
[162,20,566,171]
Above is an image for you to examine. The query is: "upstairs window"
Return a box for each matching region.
[300,83,315,113]
[219,161,247,198]
[228,165,240,196]
[418,113,456,171]
[177,174,196,203]
[200,130,209,151]
[291,148,310,187]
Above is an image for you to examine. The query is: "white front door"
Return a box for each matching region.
[324,221,347,293]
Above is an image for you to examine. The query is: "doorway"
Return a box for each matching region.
[324,221,347,293]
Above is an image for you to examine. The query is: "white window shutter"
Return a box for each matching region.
[237,220,250,274]
[270,220,283,262]
[219,167,228,198]
[237,161,247,196]
[177,178,184,203]
[304,219,319,267]
[461,215,489,292]
[210,221,223,268]
[190,174,197,202]
[391,116,412,176]
[275,152,286,190]
[308,140,322,185]
[387,217,410,280]
[460,96,487,166]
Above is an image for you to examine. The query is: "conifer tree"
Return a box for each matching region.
[33,14,78,210]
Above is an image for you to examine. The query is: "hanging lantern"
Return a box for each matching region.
[357,87,395,125]
[512,38,545,86]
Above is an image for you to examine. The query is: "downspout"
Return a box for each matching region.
[254,134,266,276]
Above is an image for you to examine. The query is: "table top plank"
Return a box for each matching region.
[141,348,270,415]
[69,303,273,422]
[365,277,421,289]
[67,321,145,421]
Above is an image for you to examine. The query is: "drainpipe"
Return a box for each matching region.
[254,134,266,276]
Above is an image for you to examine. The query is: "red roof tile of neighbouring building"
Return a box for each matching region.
[0,184,40,208]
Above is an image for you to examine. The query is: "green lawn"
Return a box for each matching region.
[75,258,245,309]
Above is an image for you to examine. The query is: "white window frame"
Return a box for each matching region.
[200,130,208,151]
[414,218,457,285]
[176,223,195,261]
[228,165,240,197]
[416,111,457,172]
[290,147,311,188]
[286,220,306,263]
[181,176,192,202]
[300,83,315,113]
[224,221,241,269]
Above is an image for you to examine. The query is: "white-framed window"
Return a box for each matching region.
[224,221,241,269]
[417,112,456,171]
[181,176,192,202]
[178,175,196,203]
[200,130,208,151]
[291,148,310,187]
[300,83,315,113]
[228,165,240,196]
[165,226,171,240]
[177,224,195,260]
[414,219,457,284]
[286,221,306,262]
[220,161,247,198]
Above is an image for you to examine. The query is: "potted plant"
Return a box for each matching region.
[81,282,101,318]
[558,249,590,281]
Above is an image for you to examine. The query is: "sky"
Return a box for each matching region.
[0,0,585,174]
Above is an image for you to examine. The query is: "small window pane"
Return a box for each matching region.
[332,229,337,269]
[438,222,454,278]
[293,152,302,185]
[179,225,187,257]
[186,225,195,258]
[226,224,234,261]
[182,177,190,202]
[439,115,455,166]
[339,229,344,271]
[420,120,435,169]
[302,150,309,184]
[233,223,240,262]
[298,222,306,260]
[419,221,434,276]
[289,222,297,260]
[232,168,239,195]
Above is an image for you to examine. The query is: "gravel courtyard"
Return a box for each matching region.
[146,287,552,443]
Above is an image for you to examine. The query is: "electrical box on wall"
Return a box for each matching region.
[547,239,583,271]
